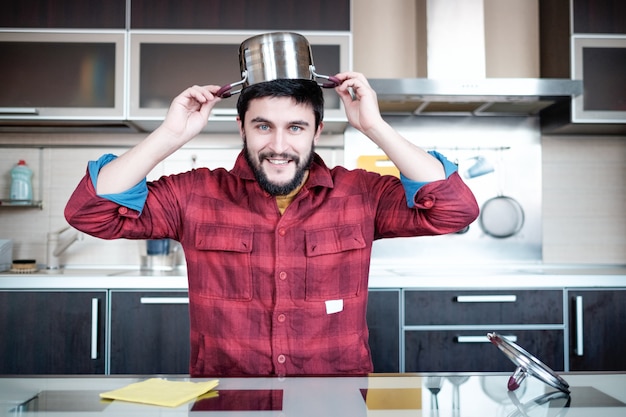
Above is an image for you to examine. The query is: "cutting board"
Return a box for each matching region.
[356,155,400,177]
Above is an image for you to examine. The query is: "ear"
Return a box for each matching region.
[313,121,324,145]
[236,116,244,137]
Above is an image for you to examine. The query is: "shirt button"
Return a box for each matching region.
[278,228,286,236]
[277,314,286,323]
[424,200,434,208]
[118,206,128,214]
[277,354,286,364]
[279,271,287,280]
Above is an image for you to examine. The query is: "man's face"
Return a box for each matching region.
[238,96,323,196]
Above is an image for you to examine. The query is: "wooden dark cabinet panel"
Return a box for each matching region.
[131,0,350,31]
[109,291,190,375]
[0,291,106,374]
[569,289,626,371]
[404,290,563,326]
[0,0,126,28]
[573,0,626,34]
[405,330,564,373]
[367,290,400,373]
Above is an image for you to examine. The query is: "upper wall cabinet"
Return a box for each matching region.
[129,32,350,133]
[130,0,350,31]
[0,0,126,29]
[539,0,626,134]
[572,0,626,34]
[0,31,126,124]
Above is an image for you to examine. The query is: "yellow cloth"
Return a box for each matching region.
[100,378,219,408]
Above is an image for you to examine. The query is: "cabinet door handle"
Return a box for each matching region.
[456,335,518,343]
[140,297,189,304]
[0,107,39,115]
[575,295,584,356]
[91,298,99,360]
[455,295,517,303]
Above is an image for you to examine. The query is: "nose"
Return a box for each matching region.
[268,128,289,154]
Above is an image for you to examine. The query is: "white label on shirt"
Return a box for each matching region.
[325,299,343,315]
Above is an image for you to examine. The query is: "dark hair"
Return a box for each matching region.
[236,79,324,128]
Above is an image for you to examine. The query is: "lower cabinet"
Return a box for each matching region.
[568,288,626,371]
[403,289,565,372]
[109,290,190,374]
[405,330,564,372]
[367,290,400,373]
[0,290,106,374]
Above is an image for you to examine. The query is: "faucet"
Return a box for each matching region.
[46,226,84,270]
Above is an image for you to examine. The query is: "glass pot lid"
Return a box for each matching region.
[487,332,570,393]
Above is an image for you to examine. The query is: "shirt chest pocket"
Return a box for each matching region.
[304,224,367,301]
[194,225,253,301]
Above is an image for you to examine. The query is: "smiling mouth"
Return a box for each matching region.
[267,158,290,166]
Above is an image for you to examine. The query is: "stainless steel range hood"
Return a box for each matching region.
[369,0,582,117]
[370,77,582,117]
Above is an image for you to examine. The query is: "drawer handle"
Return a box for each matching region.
[91,298,99,360]
[455,295,517,303]
[0,107,39,115]
[456,335,518,343]
[575,296,584,356]
[140,297,189,305]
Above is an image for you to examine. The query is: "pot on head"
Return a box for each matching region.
[217,32,340,98]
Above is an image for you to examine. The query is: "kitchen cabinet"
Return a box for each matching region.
[0,31,125,123]
[403,290,565,372]
[572,0,626,34]
[0,290,106,374]
[109,290,190,374]
[366,289,400,373]
[0,0,126,29]
[539,0,626,133]
[130,0,350,31]
[128,32,350,133]
[568,288,626,371]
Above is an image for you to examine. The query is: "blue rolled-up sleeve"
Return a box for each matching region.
[88,153,148,213]
[400,150,458,208]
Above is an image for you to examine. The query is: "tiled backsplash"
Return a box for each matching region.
[1,128,625,268]
[0,133,344,269]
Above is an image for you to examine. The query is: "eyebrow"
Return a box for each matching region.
[250,116,310,126]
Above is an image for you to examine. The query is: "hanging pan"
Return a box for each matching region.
[479,149,525,238]
[216,32,340,98]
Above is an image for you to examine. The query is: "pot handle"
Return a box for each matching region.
[216,71,248,98]
[311,66,340,88]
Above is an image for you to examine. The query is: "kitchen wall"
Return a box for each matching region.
[0,133,343,268]
[542,135,626,264]
[1,0,625,267]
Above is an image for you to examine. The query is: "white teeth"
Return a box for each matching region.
[268,159,289,165]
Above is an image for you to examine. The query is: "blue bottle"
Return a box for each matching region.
[10,160,33,202]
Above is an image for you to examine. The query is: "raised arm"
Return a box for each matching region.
[334,72,445,183]
[96,85,222,194]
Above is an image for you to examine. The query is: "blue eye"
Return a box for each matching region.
[290,125,302,132]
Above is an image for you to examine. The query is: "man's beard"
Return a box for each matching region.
[243,136,315,196]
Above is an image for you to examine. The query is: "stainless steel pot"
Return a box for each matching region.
[217,32,340,98]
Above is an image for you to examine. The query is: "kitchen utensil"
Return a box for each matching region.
[425,376,442,412]
[216,32,340,98]
[479,149,524,238]
[447,375,470,411]
[487,332,570,393]
[463,155,494,179]
[480,196,524,238]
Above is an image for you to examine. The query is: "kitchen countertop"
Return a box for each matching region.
[1,372,625,416]
[0,264,625,290]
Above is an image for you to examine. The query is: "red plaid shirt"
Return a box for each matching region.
[65,151,478,376]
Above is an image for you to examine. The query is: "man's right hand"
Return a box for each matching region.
[159,85,223,144]
[95,85,222,195]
